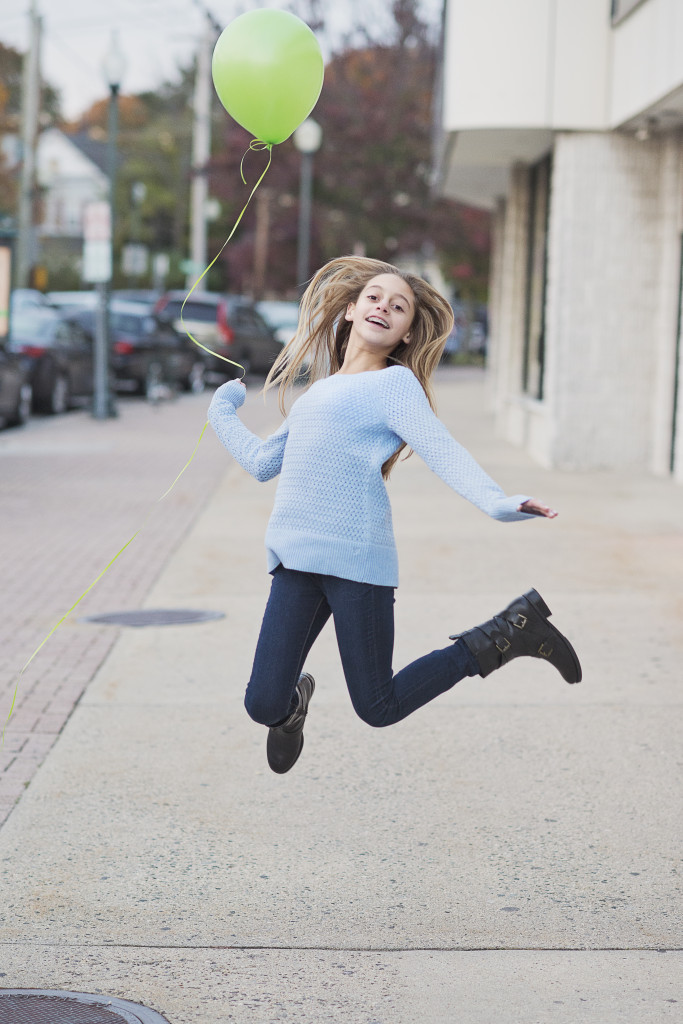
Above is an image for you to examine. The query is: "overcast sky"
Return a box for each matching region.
[1,0,443,121]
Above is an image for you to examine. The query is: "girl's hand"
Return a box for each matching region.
[518,498,558,518]
[209,378,246,412]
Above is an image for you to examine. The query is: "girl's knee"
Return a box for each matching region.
[244,689,282,726]
[354,703,393,728]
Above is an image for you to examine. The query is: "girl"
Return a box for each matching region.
[208,257,581,774]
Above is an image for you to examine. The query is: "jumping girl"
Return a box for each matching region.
[208,256,582,774]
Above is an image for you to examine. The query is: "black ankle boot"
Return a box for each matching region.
[450,589,582,684]
[266,672,316,774]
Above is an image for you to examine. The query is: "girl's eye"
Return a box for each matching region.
[367,294,377,301]
[394,305,404,313]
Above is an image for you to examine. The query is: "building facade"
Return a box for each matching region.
[36,128,109,285]
[438,0,683,481]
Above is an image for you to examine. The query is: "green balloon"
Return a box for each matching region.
[212,10,324,146]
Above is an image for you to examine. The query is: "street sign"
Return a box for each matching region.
[0,241,11,339]
[83,202,111,241]
[122,243,149,276]
[83,202,112,284]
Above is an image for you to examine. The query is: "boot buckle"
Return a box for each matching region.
[511,613,527,629]
[495,637,511,653]
[538,640,554,658]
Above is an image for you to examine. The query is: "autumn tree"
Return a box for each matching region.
[207,0,489,297]
[0,41,61,223]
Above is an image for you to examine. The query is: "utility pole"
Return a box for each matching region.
[186,20,214,290]
[16,0,42,288]
[252,187,271,300]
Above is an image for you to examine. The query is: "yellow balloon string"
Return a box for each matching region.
[2,142,273,740]
[180,140,273,375]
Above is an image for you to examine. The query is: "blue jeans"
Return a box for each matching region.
[245,566,480,728]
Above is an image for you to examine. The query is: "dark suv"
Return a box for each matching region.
[155,291,281,379]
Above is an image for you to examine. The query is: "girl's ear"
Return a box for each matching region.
[344,301,355,322]
[402,333,411,345]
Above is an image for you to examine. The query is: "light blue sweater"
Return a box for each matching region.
[208,366,534,587]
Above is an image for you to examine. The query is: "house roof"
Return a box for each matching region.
[67,130,110,174]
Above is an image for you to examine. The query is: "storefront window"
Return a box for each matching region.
[522,155,551,400]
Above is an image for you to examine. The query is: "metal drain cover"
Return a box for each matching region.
[82,608,225,627]
[0,990,170,1023]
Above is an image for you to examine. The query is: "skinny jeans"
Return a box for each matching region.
[245,565,480,728]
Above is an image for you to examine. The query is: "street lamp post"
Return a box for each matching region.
[93,32,126,420]
[293,118,322,292]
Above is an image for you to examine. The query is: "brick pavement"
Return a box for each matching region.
[0,386,277,825]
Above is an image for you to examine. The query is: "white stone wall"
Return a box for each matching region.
[545,132,661,470]
[488,130,683,476]
[650,134,683,480]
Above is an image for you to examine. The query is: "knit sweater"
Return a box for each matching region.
[208,366,534,586]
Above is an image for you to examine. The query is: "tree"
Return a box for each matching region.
[0,41,61,222]
[206,0,490,298]
[54,0,490,298]
[69,74,196,288]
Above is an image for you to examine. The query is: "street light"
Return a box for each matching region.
[93,31,126,419]
[293,117,322,292]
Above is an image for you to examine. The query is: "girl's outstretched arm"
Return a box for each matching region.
[208,381,289,482]
[375,368,536,522]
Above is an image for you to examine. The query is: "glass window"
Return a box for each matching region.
[522,155,551,400]
[166,300,217,322]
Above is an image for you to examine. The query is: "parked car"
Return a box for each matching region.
[8,308,94,414]
[155,290,281,379]
[256,299,300,346]
[0,344,32,427]
[76,300,199,397]
[256,299,308,373]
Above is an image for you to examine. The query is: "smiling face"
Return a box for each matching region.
[344,274,415,355]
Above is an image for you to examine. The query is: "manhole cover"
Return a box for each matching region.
[0,990,170,1023]
[81,608,225,628]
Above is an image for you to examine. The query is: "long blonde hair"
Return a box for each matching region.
[264,256,454,478]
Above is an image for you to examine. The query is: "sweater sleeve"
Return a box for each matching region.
[208,381,288,482]
[375,369,534,522]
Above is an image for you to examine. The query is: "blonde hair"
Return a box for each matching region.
[264,256,454,478]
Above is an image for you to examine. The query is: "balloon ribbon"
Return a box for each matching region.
[2,142,273,740]
[179,140,273,375]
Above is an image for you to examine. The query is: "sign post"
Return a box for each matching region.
[83,201,114,419]
[0,234,13,343]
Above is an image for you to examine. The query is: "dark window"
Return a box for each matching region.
[165,301,218,322]
[611,0,647,25]
[522,154,551,400]
[671,234,683,473]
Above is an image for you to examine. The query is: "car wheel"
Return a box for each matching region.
[8,383,33,427]
[46,373,70,415]
[144,361,165,401]
[185,360,206,394]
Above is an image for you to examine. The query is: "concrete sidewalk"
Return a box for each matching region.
[1,367,682,1023]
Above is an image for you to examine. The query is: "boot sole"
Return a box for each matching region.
[523,588,582,684]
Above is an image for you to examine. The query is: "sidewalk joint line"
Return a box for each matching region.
[0,942,680,953]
